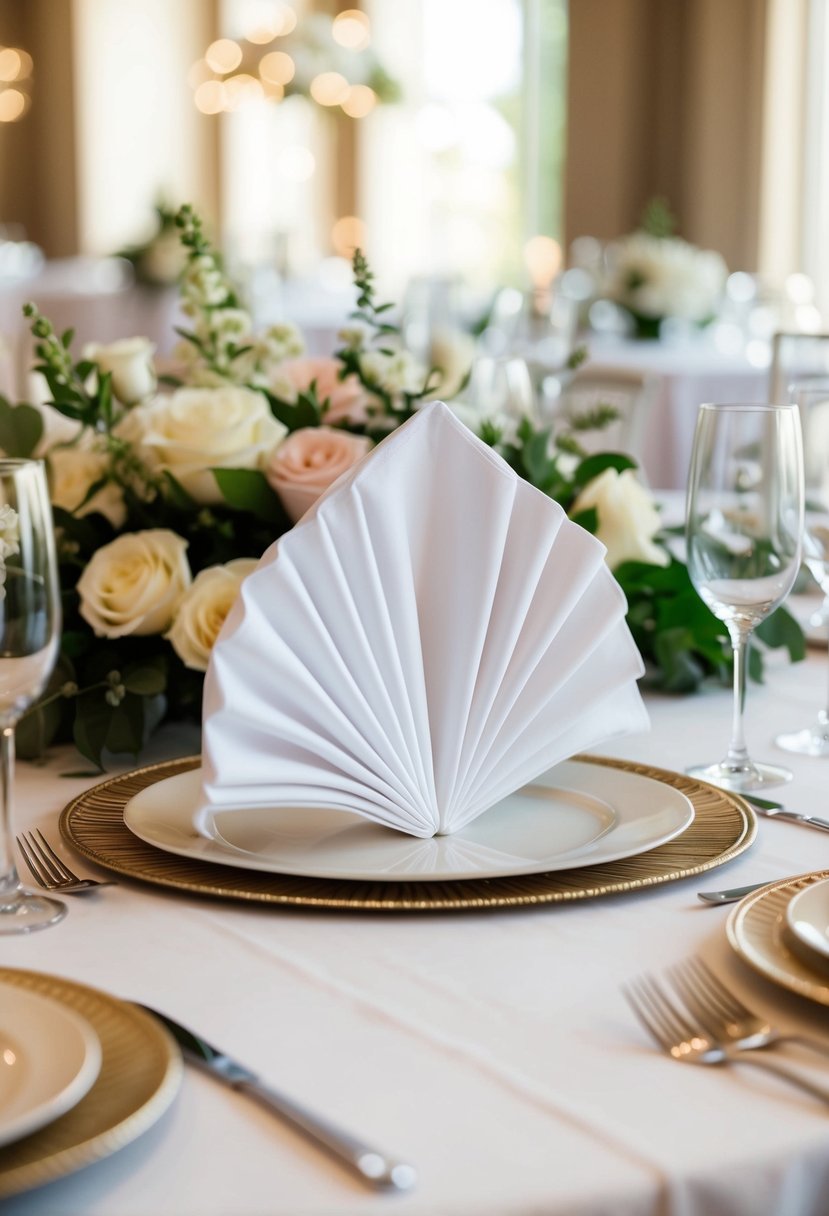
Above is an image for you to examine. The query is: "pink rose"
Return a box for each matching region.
[280,357,367,425]
[266,427,372,522]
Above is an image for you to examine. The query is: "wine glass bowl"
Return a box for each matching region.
[776,380,829,756]
[685,403,804,791]
[0,459,64,933]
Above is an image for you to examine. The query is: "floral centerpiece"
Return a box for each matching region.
[8,205,802,769]
[601,198,728,340]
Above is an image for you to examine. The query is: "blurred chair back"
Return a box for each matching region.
[556,365,657,476]
[770,331,829,402]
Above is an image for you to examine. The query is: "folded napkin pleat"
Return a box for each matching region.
[198,402,649,839]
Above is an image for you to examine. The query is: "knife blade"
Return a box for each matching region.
[137,1004,416,1192]
[749,804,829,833]
[697,879,774,904]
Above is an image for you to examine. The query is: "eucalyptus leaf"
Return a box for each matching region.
[0,398,44,458]
[212,468,289,526]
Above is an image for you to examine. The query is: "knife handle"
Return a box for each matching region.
[235,1078,416,1191]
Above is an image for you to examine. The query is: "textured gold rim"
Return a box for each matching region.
[727,871,829,1006]
[0,968,182,1200]
[59,755,756,911]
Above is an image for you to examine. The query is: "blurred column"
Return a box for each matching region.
[0,0,79,255]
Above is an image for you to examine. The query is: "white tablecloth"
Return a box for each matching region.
[3,649,829,1216]
[589,339,769,490]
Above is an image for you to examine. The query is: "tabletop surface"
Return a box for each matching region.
[2,645,829,1216]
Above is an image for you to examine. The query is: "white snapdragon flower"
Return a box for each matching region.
[259,323,305,364]
[360,349,425,396]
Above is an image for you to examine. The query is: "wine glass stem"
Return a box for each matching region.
[727,628,751,768]
[0,724,18,901]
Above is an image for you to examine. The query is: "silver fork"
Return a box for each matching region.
[670,957,829,1059]
[16,830,117,894]
[624,972,829,1107]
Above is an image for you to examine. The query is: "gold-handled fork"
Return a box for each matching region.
[624,972,829,1107]
[670,957,829,1059]
[16,830,117,894]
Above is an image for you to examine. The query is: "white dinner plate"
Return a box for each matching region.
[786,877,829,966]
[0,982,102,1148]
[123,760,695,882]
[727,872,829,1006]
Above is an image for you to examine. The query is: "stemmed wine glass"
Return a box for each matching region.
[0,459,63,933]
[685,403,804,791]
[776,381,829,755]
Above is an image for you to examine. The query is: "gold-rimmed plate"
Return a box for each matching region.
[0,969,182,1200]
[60,755,756,911]
[727,872,829,1006]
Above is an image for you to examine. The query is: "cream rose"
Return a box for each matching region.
[132,386,287,504]
[77,529,191,638]
[84,337,157,405]
[167,557,258,672]
[569,468,669,569]
[265,427,372,522]
[278,357,368,426]
[48,435,126,528]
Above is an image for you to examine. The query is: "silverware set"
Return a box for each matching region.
[625,958,829,1106]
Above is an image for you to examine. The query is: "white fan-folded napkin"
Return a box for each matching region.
[197,400,649,839]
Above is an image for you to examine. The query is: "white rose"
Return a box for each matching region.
[77,529,191,639]
[84,337,157,405]
[133,386,287,504]
[569,468,669,569]
[167,557,258,672]
[48,435,126,528]
[265,427,372,522]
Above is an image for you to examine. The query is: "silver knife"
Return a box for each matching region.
[749,804,829,833]
[697,880,774,904]
[137,1004,416,1192]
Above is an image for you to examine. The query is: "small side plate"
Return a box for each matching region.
[0,983,101,1148]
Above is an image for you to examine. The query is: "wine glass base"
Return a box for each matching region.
[0,890,66,934]
[775,727,829,757]
[686,759,793,793]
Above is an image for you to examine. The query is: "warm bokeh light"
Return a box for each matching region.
[523,235,562,287]
[332,10,371,50]
[0,49,22,82]
[194,79,227,114]
[205,39,242,75]
[259,51,295,85]
[310,71,349,106]
[275,3,298,36]
[187,59,213,89]
[0,89,27,122]
[224,74,264,109]
[341,84,376,118]
[15,50,32,79]
[260,79,285,101]
[277,145,316,182]
[331,215,367,257]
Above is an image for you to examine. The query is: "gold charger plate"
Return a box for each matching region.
[60,755,756,911]
[727,871,829,1006]
[0,968,182,1200]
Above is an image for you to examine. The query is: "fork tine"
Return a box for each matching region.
[16,833,54,889]
[669,963,727,1040]
[686,958,751,1020]
[23,831,65,884]
[623,980,673,1051]
[639,973,699,1044]
[32,829,79,884]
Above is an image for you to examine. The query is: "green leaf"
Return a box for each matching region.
[574,452,637,486]
[0,398,43,458]
[570,507,599,534]
[162,470,198,509]
[72,695,113,769]
[266,391,321,432]
[212,468,289,526]
[123,658,167,696]
[755,605,806,662]
[103,694,146,757]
